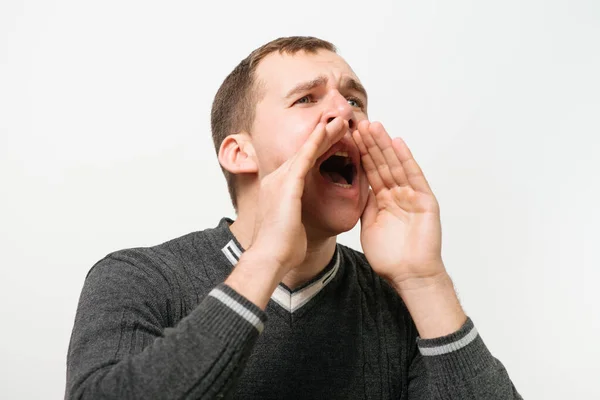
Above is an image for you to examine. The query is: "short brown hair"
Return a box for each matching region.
[210,36,337,211]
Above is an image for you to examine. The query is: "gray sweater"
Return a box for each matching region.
[66,217,522,399]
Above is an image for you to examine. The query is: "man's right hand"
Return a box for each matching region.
[225,117,349,308]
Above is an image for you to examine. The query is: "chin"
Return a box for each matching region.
[302,201,362,239]
[301,174,369,239]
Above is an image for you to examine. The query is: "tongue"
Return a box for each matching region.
[323,171,348,185]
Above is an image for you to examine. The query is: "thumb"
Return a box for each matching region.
[360,189,378,229]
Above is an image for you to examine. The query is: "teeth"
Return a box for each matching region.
[333,183,352,188]
[334,151,349,157]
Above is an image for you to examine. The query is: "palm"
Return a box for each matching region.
[353,121,444,284]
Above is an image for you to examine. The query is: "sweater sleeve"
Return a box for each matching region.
[65,253,266,400]
[407,317,522,399]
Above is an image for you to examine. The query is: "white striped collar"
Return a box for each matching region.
[221,239,242,265]
[221,239,341,313]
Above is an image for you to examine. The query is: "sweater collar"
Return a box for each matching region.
[216,217,341,314]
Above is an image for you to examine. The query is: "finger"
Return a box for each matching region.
[292,117,346,178]
[369,122,409,187]
[276,122,327,200]
[322,117,349,154]
[360,188,378,229]
[353,121,385,193]
[390,137,433,194]
[358,121,405,189]
[289,122,326,177]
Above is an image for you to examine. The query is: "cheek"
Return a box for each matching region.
[254,110,321,170]
[270,117,319,165]
[287,117,318,152]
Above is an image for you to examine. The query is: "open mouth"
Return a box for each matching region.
[319,151,357,188]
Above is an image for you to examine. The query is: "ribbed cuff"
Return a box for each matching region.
[416,317,497,384]
[186,283,268,345]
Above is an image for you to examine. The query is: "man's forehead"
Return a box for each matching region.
[255,50,361,94]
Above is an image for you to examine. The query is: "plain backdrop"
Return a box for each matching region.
[1,0,599,399]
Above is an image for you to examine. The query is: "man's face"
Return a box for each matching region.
[250,49,370,237]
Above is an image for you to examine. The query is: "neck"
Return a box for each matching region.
[281,235,337,289]
[229,203,337,290]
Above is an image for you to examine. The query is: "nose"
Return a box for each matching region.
[321,91,356,131]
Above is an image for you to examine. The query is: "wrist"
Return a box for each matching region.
[393,271,467,339]
[225,250,284,310]
[391,270,452,293]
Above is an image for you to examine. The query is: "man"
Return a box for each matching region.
[66,36,522,399]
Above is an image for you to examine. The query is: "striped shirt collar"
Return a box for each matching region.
[219,219,341,314]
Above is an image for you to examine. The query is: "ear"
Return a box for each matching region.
[218,133,258,175]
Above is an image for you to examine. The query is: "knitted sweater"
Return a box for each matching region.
[65,217,522,399]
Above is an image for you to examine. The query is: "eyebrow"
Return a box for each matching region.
[284,75,368,103]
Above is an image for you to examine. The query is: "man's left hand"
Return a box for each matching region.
[353,120,446,290]
[353,120,467,338]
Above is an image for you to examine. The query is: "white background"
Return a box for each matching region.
[1,0,599,399]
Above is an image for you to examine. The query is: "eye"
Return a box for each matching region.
[347,97,365,109]
[294,95,313,105]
